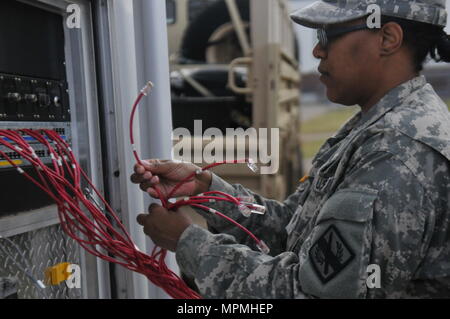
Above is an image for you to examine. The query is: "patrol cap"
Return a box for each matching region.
[290,0,447,28]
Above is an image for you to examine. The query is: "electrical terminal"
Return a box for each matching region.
[208,208,218,214]
[239,196,255,203]
[140,81,154,96]
[238,203,252,217]
[256,240,270,254]
[84,188,104,212]
[246,158,259,173]
[248,204,266,215]
[36,280,46,289]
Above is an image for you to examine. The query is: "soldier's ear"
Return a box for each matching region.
[379,22,403,56]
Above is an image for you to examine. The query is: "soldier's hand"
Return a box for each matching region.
[136,204,193,252]
[130,159,212,198]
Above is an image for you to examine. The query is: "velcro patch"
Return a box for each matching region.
[309,225,354,284]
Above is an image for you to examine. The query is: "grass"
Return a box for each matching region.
[301,101,449,160]
[300,106,359,159]
[301,106,359,134]
[302,138,328,159]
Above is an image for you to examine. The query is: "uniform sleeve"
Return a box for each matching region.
[193,173,308,255]
[176,151,433,298]
[333,151,434,298]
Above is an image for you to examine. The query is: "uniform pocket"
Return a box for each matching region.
[297,188,378,299]
[316,188,378,224]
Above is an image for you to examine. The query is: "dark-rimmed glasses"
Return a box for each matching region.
[317,24,371,48]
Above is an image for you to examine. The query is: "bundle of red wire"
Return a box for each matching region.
[0,82,269,299]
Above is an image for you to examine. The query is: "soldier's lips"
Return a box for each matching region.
[319,72,331,83]
[318,67,330,83]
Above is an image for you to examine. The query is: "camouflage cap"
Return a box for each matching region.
[290,0,447,28]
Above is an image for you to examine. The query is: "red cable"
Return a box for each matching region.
[0,82,269,299]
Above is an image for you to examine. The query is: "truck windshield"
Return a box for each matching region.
[188,0,219,21]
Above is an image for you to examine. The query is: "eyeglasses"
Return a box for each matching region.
[317,24,370,48]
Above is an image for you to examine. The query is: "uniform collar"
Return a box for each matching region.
[358,76,427,129]
[312,76,437,171]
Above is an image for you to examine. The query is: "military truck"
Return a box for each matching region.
[167,0,303,200]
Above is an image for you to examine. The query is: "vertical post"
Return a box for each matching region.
[133,0,176,299]
[250,0,282,198]
[107,0,149,299]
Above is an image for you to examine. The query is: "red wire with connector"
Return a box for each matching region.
[0,82,269,299]
[129,83,269,251]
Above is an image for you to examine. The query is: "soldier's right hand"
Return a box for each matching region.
[130,159,212,199]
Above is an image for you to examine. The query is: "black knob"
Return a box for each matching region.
[53,96,61,107]
[6,92,22,103]
[38,93,51,107]
[24,94,38,104]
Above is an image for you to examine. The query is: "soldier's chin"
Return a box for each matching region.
[326,89,355,106]
[325,88,340,104]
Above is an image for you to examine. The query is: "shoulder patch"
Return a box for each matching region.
[309,225,355,284]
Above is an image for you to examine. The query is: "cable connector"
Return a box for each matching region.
[140,81,154,96]
[249,204,266,215]
[246,158,259,173]
[238,203,252,217]
[208,208,218,214]
[36,280,46,289]
[239,196,255,203]
[256,240,270,254]
[85,187,104,212]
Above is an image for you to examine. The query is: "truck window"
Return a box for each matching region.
[166,0,176,24]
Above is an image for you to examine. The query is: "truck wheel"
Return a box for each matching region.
[180,0,250,63]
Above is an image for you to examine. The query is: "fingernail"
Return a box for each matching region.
[143,172,152,179]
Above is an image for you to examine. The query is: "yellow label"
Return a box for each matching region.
[45,262,72,286]
[0,160,23,167]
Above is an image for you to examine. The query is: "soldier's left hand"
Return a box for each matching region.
[136,204,193,252]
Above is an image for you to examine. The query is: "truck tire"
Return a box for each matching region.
[180,0,250,63]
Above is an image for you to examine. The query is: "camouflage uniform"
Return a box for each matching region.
[176,0,450,299]
[176,76,450,299]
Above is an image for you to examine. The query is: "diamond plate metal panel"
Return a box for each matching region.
[0,224,83,299]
